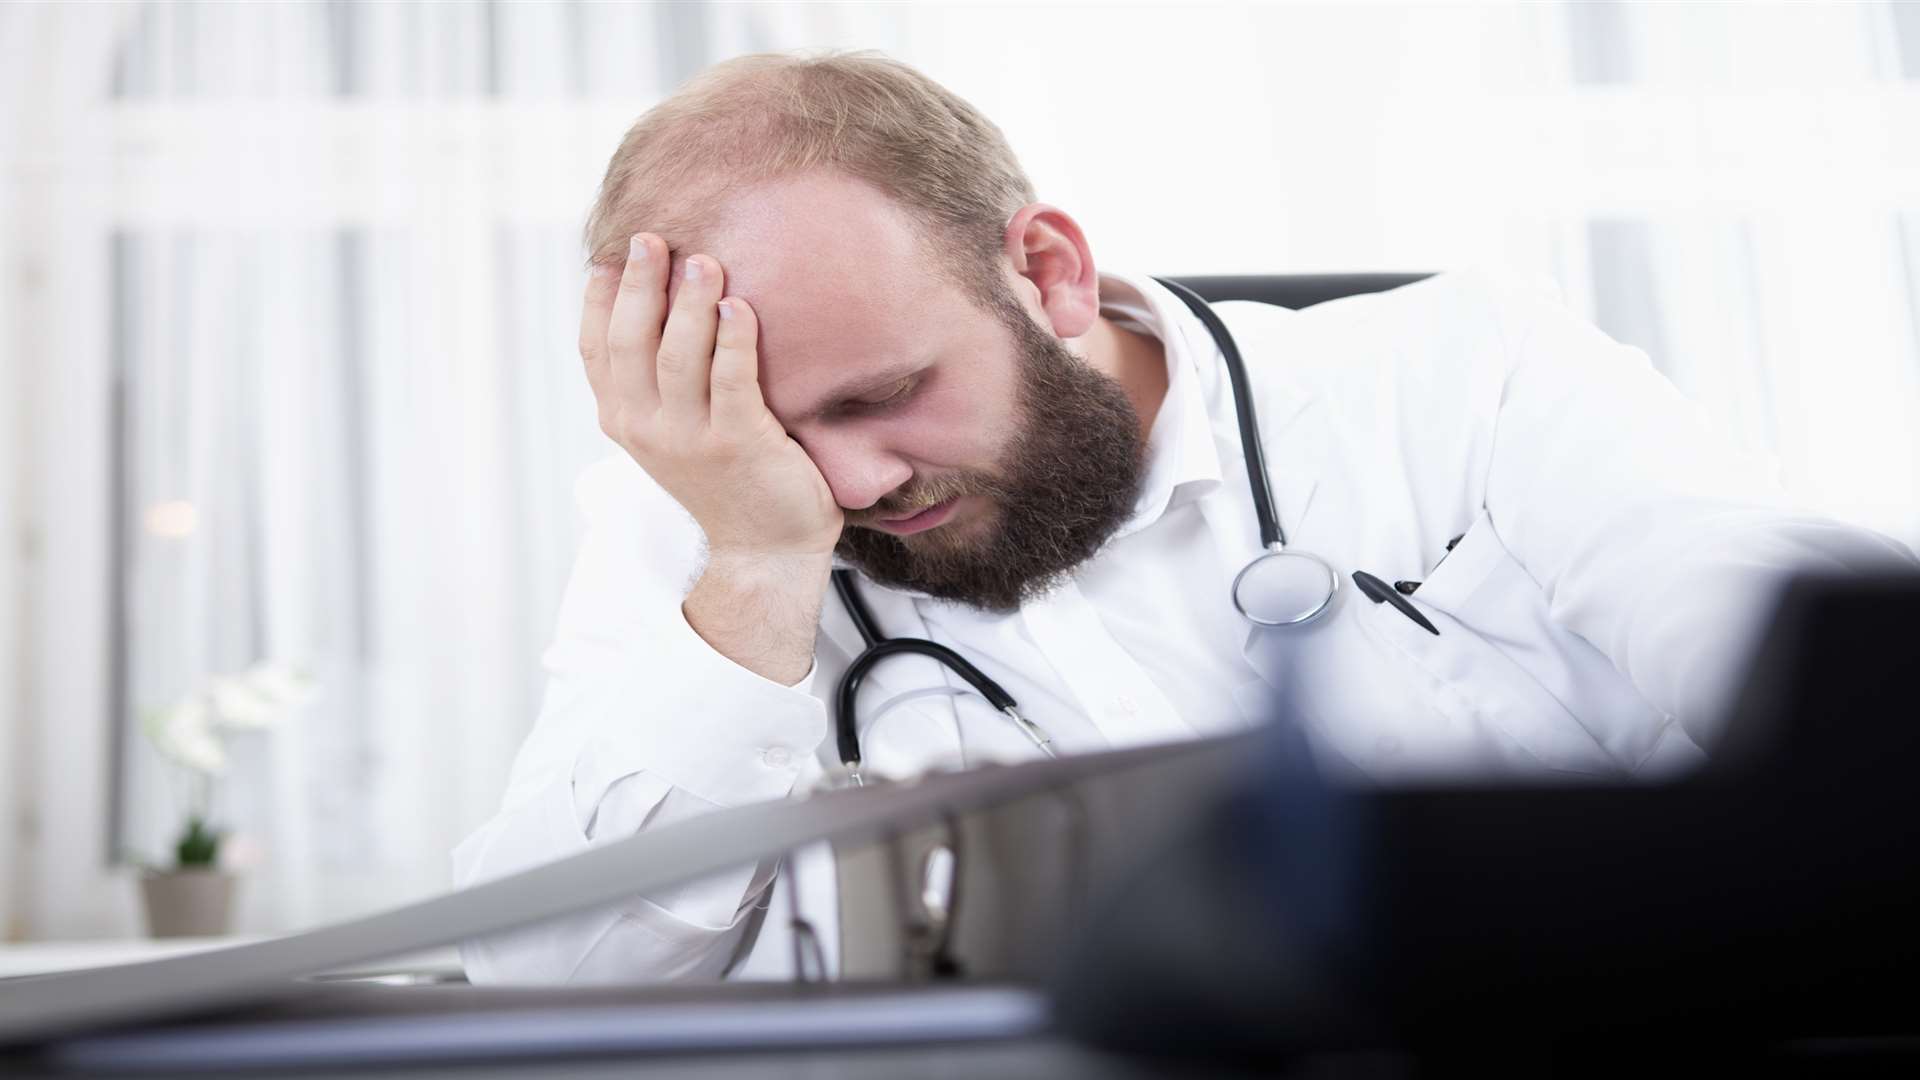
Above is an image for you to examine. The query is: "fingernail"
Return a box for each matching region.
[684,258,702,282]
[717,299,734,321]
[628,235,646,261]
[592,261,618,281]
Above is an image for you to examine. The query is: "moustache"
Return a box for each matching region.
[843,473,1001,529]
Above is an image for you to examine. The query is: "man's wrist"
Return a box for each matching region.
[684,548,834,686]
[701,547,836,582]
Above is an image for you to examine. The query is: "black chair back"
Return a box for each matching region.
[1164,272,1433,310]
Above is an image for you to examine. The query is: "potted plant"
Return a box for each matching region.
[138,661,316,938]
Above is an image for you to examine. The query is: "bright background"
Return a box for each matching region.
[3,0,1917,941]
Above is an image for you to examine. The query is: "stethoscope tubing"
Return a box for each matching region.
[830,280,1303,775]
[1150,277,1287,548]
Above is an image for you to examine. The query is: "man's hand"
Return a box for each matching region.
[579,234,839,686]
[581,234,844,559]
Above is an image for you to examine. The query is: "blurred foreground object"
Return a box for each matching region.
[8,572,1917,1072]
[1054,569,1920,1067]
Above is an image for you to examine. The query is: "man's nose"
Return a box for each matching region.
[805,435,913,512]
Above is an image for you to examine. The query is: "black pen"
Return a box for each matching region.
[1352,570,1440,635]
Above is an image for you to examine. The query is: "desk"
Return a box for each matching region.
[0,977,1330,1080]
[8,1038,1319,1080]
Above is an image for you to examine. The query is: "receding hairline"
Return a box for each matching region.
[580,49,1037,312]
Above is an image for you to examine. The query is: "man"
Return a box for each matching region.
[451,50,1913,984]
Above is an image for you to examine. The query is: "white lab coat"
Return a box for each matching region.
[451,267,1914,985]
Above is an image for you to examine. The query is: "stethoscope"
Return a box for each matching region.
[830,277,1340,785]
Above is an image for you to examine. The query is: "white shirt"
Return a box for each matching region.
[452,267,1915,985]
[892,273,1264,764]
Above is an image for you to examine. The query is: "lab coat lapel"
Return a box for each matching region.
[1176,297,1331,704]
[816,566,870,661]
[1198,395,1330,700]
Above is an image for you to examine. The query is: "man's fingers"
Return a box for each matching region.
[656,254,722,416]
[588,240,753,449]
[577,259,621,400]
[710,296,768,432]
[605,234,666,416]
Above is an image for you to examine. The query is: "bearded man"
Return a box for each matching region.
[452,49,1914,984]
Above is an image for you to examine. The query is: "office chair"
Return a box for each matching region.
[1164,273,1434,310]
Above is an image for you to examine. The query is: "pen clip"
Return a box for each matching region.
[1352,570,1441,636]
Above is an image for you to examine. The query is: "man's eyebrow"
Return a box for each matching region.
[789,360,927,424]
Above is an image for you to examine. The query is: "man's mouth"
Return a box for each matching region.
[870,497,960,536]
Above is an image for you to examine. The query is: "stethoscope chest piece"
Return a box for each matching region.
[1232,545,1340,627]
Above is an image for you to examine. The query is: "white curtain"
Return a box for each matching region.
[0,1,25,935]
[2,1,1915,940]
[0,0,906,939]
[3,0,140,943]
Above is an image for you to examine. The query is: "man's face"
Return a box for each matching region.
[699,172,1147,611]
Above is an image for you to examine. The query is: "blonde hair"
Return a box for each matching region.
[582,49,1037,309]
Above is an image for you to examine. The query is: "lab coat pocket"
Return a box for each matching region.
[1242,579,1508,780]
[1354,509,1625,778]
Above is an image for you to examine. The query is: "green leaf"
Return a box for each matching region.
[175,817,223,868]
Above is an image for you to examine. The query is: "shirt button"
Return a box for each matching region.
[1375,734,1403,757]
[761,746,792,768]
[1111,694,1139,718]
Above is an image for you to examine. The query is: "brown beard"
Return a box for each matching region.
[833,287,1149,612]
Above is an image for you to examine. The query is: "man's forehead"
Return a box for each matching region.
[687,170,979,417]
[709,267,956,422]
[648,251,940,417]
[749,276,941,421]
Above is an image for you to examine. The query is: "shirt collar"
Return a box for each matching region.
[1095,269,1225,544]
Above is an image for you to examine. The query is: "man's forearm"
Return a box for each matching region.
[683,550,834,686]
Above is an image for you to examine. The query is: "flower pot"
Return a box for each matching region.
[140,868,238,938]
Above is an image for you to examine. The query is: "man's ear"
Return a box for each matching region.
[1002,204,1101,339]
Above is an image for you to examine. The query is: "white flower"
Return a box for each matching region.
[207,676,279,730]
[142,660,318,781]
[145,698,228,776]
[209,662,318,730]
[242,662,318,710]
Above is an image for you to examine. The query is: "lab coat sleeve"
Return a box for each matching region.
[1472,271,1918,752]
[449,454,831,984]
